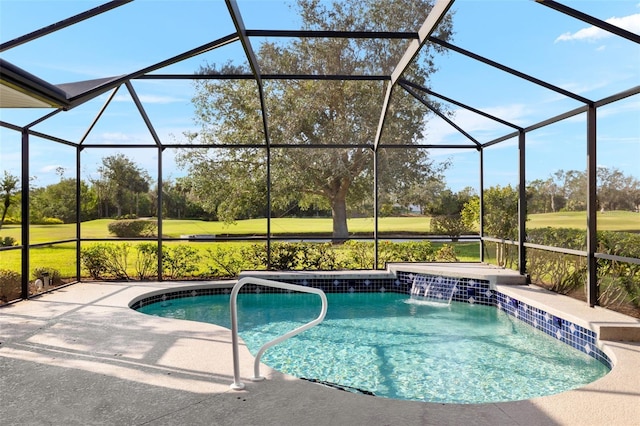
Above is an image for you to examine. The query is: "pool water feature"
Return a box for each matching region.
[138,291,609,404]
[409,274,459,305]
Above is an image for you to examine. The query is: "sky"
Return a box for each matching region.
[0,0,639,193]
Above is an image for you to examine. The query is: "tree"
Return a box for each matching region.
[429,187,476,239]
[96,154,151,217]
[553,169,587,212]
[154,178,208,219]
[526,167,640,214]
[527,178,564,214]
[177,0,453,241]
[30,178,97,223]
[397,177,446,214]
[597,166,640,212]
[461,185,519,267]
[0,171,20,230]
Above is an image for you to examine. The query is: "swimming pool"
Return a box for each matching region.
[137,290,609,404]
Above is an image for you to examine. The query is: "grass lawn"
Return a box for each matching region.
[527,210,640,232]
[2,211,637,246]
[161,216,433,237]
[1,217,432,244]
[1,211,636,278]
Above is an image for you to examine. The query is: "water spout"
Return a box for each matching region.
[407,274,458,306]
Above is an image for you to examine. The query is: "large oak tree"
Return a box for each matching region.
[177,0,453,240]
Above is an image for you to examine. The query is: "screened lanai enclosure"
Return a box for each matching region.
[0,0,639,314]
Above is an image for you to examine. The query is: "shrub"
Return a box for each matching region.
[0,236,17,247]
[108,219,157,238]
[205,246,245,278]
[2,216,21,225]
[430,215,473,240]
[377,241,436,267]
[527,227,585,250]
[436,244,458,262]
[135,243,158,280]
[596,231,640,309]
[31,217,64,225]
[235,242,343,272]
[527,248,585,295]
[526,228,640,312]
[297,242,340,270]
[342,241,374,269]
[80,243,130,279]
[162,245,200,279]
[269,242,302,270]
[81,244,109,279]
[400,241,436,262]
[116,214,138,220]
[0,269,21,303]
[241,244,269,270]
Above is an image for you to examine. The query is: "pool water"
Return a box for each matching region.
[138,292,609,403]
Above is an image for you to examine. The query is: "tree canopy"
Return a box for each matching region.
[177,0,454,240]
[93,154,151,218]
[526,167,640,214]
[0,171,20,230]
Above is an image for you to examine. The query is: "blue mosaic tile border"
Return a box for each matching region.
[270,277,399,293]
[131,287,232,309]
[495,292,611,368]
[131,271,611,368]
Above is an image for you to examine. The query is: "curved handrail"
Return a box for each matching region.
[230,277,328,390]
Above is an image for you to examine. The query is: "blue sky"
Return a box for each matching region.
[1,0,638,193]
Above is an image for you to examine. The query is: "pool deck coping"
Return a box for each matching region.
[1,266,639,425]
[240,262,529,286]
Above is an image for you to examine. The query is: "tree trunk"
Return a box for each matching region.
[331,196,349,243]
[0,197,10,230]
[0,207,7,230]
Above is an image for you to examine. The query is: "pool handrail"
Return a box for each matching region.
[230,277,328,390]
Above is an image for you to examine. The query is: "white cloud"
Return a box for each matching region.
[555,13,640,43]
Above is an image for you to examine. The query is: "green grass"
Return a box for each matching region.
[1,211,636,278]
[161,216,432,237]
[527,210,640,232]
[2,211,637,245]
[1,217,433,243]
[0,243,78,278]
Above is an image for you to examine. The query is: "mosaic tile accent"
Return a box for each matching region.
[130,286,232,309]
[494,292,611,368]
[274,277,397,294]
[131,271,611,368]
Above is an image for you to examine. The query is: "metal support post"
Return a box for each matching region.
[586,105,598,306]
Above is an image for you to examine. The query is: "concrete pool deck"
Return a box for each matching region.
[1,271,639,425]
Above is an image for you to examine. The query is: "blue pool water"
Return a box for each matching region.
[138,292,609,403]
